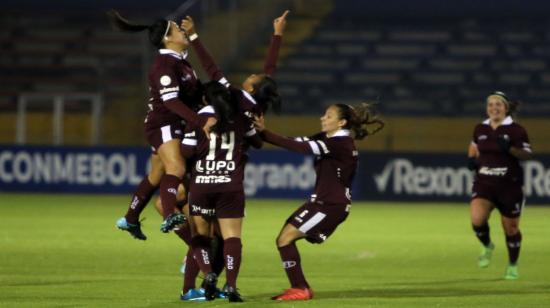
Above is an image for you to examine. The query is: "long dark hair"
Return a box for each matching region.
[203,81,236,135]
[252,75,282,114]
[107,10,170,48]
[334,103,384,140]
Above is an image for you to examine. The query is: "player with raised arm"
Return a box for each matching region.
[108,10,216,238]
[181,81,262,302]
[181,11,289,117]
[468,91,533,279]
[254,103,384,301]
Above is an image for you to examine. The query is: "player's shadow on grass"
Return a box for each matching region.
[251,281,548,300]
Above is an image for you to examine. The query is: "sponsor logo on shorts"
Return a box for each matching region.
[167,188,177,195]
[283,261,296,269]
[191,204,216,216]
[479,166,508,176]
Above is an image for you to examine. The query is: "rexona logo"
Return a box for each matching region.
[244,157,316,196]
[373,158,550,198]
[524,161,550,197]
[373,159,474,196]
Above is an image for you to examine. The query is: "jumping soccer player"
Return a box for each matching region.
[109,10,216,237]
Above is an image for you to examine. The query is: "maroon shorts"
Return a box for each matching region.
[471,180,525,218]
[144,122,184,153]
[189,190,245,219]
[287,201,350,244]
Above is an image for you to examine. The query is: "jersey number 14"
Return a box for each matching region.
[207,131,235,161]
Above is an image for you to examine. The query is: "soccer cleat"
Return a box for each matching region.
[180,289,206,301]
[201,272,218,301]
[223,285,243,302]
[116,217,147,240]
[271,288,314,301]
[477,242,494,268]
[160,213,186,233]
[504,264,519,280]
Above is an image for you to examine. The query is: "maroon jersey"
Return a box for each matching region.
[472,116,532,184]
[262,129,359,205]
[181,106,260,193]
[145,49,204,130]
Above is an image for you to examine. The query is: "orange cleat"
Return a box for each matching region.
[271,288,314,301]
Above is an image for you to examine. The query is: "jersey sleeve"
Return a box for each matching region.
[264,35,282,75]
[513,126,532,153]
[189,36,230,88]
[262,130,330,155]
[152,65,206,128]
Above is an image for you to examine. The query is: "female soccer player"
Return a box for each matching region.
[467,91,532,280]
[181,81,263,302]
[254,103,384,301]
[108,11,216,237]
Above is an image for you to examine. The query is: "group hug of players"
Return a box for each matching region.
[108,8,533,302]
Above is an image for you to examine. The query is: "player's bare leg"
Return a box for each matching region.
[272,223,313,301]
[470,198,495,268]
[501,215,521,279]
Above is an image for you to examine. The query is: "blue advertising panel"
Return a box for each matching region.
[356,152,550,204]
[1,145,549,204]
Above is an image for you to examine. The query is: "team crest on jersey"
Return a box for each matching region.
[160,75,171,86]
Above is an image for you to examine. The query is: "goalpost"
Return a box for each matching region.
[16,92,104,145]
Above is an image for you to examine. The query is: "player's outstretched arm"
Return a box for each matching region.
[181,16,228,85]
[264,10,289,75]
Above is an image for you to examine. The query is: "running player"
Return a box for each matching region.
[254,103,384,301]
[468,91,532,279]
[108,10,216,237]
[181,81,262,302]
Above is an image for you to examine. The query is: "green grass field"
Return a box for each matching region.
[1,194,549,307]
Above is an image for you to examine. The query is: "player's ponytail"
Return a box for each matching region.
[107,10,170,48]
[252,76,282,114]
[335,103,384,140]
[203,81,235,135]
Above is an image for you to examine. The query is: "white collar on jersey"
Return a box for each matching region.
[159,49,189,60]
[329,129,351,138]
[482,115,513,126]
[198,105,215,115]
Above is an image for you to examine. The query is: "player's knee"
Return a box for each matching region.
[276,234,291,247]
[504,225,519,236]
